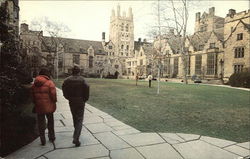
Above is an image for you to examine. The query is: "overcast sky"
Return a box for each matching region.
[19,0,249,41]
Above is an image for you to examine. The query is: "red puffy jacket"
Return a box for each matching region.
[32,75,57,114]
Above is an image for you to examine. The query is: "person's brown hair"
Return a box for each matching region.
[39,68,50,77]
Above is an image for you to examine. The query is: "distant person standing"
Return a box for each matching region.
[31,68,57,146]
[148,74,153,87]
[62,66,89,147]
[135,74,139,86]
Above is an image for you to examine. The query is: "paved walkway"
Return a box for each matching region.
[5,89,250,159]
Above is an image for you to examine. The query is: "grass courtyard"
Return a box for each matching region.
[55,78,250,142]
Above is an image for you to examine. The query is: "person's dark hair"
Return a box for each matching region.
[39,68,50,77]
[72,66,80,75]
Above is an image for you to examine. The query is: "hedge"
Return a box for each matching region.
[229,71,250,88]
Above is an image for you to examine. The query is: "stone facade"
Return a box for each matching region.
[108,4,135,75]
[20,24,109,77]
[1,0,20,39]
[147,7,249,81]
[223,9,250,78]
[20,6,249,80]
[125,39,153,79]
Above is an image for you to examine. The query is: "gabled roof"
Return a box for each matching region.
[242,21,250,31]
[188,32,211,51]
[41,36,106,55]
[224,19,250,44]
[141,43,154,56]
[167,35,183,53]
[214,31,224,42]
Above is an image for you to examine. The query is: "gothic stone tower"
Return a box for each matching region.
[109,4,134,61]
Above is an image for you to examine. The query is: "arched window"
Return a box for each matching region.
[126,45,129,51]
[121,45,124,49]
[89,56,93,68]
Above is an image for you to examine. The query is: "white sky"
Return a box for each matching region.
[19,0,249,41]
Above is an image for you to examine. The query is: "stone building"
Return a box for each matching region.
[20,23,45,76]
[1,0,20,39]
[107,4,135,75]
[20,4,135,78]
[20,6,249,80]
[223,9,250,79]
[125,39,153,78]
[149,7,249,81]
[20,24,111,77]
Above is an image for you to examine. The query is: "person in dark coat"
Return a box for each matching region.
[148,74,153,88]
[62,66,89,147]
[31,68,57,145]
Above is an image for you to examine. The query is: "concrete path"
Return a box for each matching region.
[5,89,250,159]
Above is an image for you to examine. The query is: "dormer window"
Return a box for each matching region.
[198,45,204,51]
[108,46,112,49]
[209,43,215,49]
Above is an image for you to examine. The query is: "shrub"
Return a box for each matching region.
[229,72,250,88]
[0,4,38,157]
[88,73,100,78]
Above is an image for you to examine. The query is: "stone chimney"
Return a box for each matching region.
[20,23,29,33]
[195,12,201,22]
[102,32,105,42]
[138,38,141,43]
[209,7,215,16]
[227,9,236,17]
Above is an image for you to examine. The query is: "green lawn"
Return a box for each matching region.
[55,78,250,142]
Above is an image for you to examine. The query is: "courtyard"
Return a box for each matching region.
[56,78,250,143]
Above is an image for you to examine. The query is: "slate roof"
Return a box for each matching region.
[242,21,250,31]
[141,43,154,55]
[188,32,211,51]
[41,36,107,55]
[134,40,151,51]
[214,31,224,41]
[167,35,183,54]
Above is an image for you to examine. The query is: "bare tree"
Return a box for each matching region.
[149,0,205,85]
[30,17,70,80]
[96,58,109,78]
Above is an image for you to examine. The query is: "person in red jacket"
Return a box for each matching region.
[32,68,57,145]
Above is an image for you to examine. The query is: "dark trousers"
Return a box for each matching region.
[37,113,55,141]
[149,80,152,87]
[69,100,85,141]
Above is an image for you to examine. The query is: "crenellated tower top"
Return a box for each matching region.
[110,4,133,21]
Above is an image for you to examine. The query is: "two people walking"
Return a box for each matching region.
[31,66,89,147]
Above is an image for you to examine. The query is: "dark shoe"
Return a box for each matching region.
[40,137,46,146]
[72,140,81,147]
